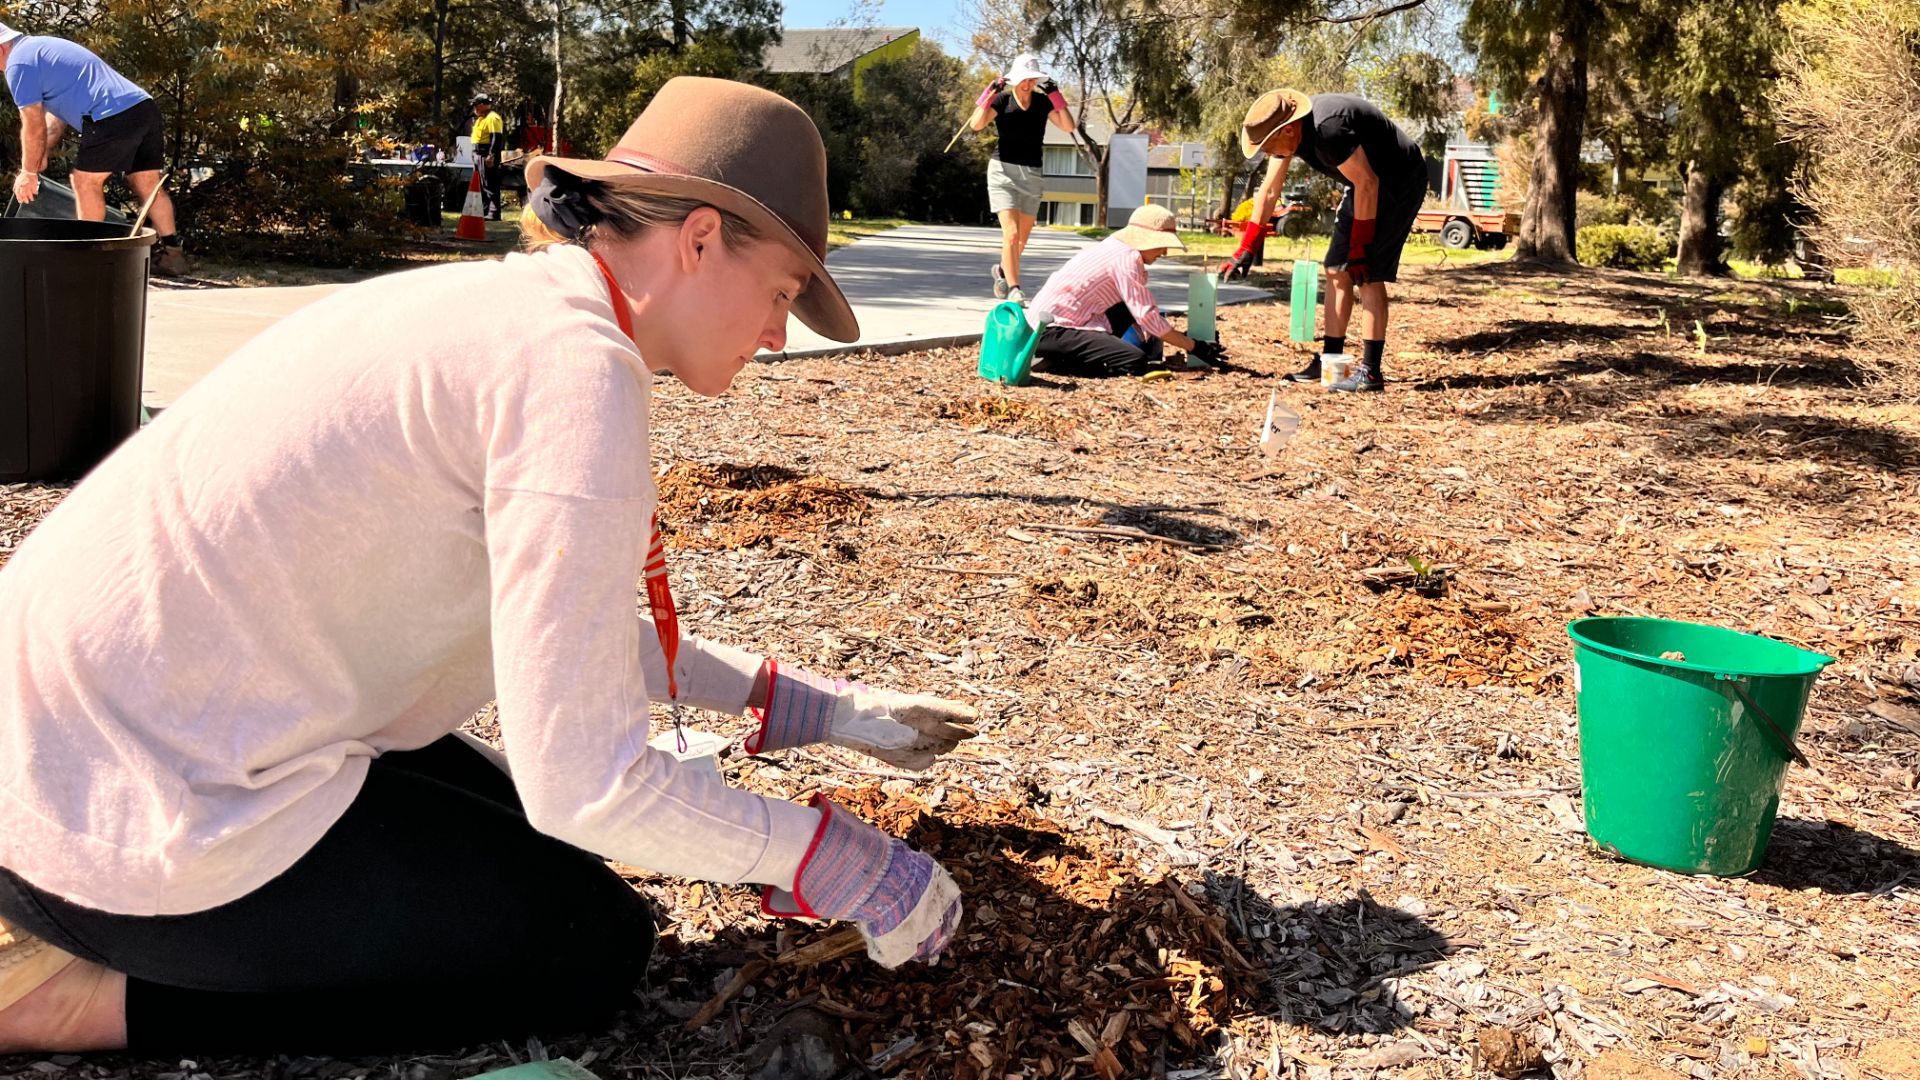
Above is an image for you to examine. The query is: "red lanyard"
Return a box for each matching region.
[591,251,682,711]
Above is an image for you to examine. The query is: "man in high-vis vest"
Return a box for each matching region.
[469,92,505,220]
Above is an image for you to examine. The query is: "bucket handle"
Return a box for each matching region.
[1715,674,1810,767]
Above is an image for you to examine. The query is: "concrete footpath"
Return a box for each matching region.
[142,224,1269,407]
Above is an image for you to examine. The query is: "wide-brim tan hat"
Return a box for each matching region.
[1240,88,1313,157]
[1113,204,1185,253]
[526,77,857,342]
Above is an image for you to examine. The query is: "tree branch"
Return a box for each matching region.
[1318,0,1427,25]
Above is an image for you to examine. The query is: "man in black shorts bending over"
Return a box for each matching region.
[1222,89,1425,392]
[2,22,187,276]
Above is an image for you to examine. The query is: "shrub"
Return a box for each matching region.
[1576,225,1672,270]
[1777,0,1920,395]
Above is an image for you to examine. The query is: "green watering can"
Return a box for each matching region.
[978,301,1046,386]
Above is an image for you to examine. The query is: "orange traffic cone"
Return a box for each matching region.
[455,159,488,241]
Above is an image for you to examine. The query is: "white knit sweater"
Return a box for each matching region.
[0,244,819,916]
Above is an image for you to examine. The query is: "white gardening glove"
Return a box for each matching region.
[762,796,963,968]
[744,662,977,770]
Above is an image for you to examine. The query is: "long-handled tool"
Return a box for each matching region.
[942,119,970,155]
[127,171,168,238]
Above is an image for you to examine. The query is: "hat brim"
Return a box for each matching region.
[1239,90,1313,157]
[1115,226,1185,253]
[526,155,860,344]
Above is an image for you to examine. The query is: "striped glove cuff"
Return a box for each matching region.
[762,796,930,935]
[744,661,840,754]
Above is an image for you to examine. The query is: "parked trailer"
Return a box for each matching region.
[1415,143,1518,250]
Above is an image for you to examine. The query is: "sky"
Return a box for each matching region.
[777,0,975,51]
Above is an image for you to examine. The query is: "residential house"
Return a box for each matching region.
[1037,117,1223,229]
[1036,115,1109,227]
[759,27,920,97]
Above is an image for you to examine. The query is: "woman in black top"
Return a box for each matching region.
[966,52,1076,304]
[1224,90,1427,392]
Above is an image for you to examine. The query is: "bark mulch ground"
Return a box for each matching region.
[3,260,1917,1080]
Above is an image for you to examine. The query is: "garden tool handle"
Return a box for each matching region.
[1717,675,1810,767]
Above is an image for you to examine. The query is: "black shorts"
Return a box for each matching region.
[74,98,166,175]
[1325,161,1427,283]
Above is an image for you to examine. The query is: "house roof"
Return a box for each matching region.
[760,27,918,74]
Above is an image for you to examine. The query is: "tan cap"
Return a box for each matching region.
[1113,204,1185,254]
[1240,89,1313,157]
[525,77,857,342]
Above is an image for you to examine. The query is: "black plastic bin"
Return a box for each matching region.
[0,219,155,481]
[404,177,444,227]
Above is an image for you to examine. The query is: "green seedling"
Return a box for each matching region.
[1657,308,1672,336]
[1693,319,1710,355]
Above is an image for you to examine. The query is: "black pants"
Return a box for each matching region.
[479,156,504,218]
[0,737,655,1056]
[1033,302,1165,377]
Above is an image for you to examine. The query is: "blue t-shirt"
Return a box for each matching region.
[4,36,149,130]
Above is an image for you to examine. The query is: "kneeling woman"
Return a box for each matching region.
[1029,205,1226,377]
[0,78,972,1057]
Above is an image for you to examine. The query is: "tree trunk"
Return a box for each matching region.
[670,0,690,49]
[1095,145,1110,227]
[1516,24,1589,264]
[551,1,563,153]
[431,0,450,138]
[1676,162,1726,276]
[331,0,360,139]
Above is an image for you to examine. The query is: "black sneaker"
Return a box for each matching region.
[1288,359,1322,383]
[1331,369,1385,392]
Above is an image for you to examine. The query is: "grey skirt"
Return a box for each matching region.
[987,158,1044,216]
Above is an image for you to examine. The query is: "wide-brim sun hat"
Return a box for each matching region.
[0,22,24,47]
[1113,204,1185,254]
[1003,53,1047,84]
[1240,88,1313,157]
[525,76,858,342]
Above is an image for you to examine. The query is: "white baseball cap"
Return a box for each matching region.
[0,23,24,47]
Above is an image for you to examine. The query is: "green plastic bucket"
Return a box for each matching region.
[1288,261,1320,342]
[1567,617,1833,876]
[978,301,1041,386]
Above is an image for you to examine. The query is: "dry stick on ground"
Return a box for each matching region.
[682,928,868,1031]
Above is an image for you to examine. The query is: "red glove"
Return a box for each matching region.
[1345,217,1376,286]
[1219,219,1267,279]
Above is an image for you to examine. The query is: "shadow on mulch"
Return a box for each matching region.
[1428,320,1646,353]
[1752,819,1920,895]
[1412,351,1866,394]
[652,788,1457,1079]
[1422,357,1915,474]
[868,489,1254,550]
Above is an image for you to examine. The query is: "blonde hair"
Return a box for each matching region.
[519,176,765,253]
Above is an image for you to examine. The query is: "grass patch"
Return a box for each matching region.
[828,217,911,249]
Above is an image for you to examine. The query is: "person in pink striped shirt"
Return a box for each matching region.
[1029,204,1225,377]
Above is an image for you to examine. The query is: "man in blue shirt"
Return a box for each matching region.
[0,22,186,275]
